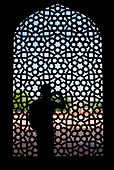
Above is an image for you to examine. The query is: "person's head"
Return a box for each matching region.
[40,84,51,98]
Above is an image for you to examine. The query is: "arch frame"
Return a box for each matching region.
[8,0,105,160]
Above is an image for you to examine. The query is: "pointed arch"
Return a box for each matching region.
[13,4,104,157]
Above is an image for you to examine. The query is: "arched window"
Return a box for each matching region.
[13,4,104,157]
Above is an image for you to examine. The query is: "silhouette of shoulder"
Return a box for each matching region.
[29,98,56,130]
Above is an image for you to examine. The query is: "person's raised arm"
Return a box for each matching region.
[51,91,66,112]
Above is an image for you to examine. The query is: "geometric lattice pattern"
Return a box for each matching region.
[13,4,104,157]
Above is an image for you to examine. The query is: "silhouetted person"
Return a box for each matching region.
[29,84,65,159]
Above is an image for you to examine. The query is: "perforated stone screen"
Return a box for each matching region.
[13,4,104,157]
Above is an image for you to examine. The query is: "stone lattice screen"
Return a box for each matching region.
[13,4,104,157]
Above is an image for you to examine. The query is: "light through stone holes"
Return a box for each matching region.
[13,4,104,157]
